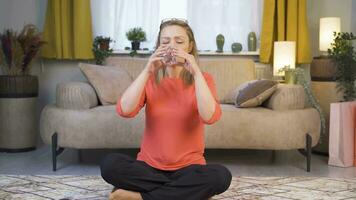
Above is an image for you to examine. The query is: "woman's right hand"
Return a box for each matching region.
[145,45,168,74]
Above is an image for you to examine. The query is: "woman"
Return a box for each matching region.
[100,19,232,200]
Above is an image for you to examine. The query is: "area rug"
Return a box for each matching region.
[0,175,356,200]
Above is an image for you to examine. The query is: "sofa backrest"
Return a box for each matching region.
[106,57,256,103]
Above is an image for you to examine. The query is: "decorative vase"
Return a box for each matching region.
[248,32,257,51]
[0,75,39,152]
[216,34,225,52]
[231,43,242,53]
[131,41,140,51]
[284,71,296,84]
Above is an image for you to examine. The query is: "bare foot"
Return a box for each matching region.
[109,189,143,200]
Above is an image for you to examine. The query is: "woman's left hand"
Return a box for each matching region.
[172,48,200,76]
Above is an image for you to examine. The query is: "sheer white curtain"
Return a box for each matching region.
[91,0,160,50]
[187,0,263,51]
[91,0,262,51]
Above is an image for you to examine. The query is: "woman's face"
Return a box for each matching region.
[159,25,192,53]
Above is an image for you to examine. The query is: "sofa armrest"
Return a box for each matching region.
[263,84,305,110]
[56,81,98,109]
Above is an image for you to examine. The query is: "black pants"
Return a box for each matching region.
[100,153,232,200]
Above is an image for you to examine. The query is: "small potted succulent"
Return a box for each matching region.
[126,27,146,51]
[278,65,296,84]
[92,36,114,65]
[0,24,45,152]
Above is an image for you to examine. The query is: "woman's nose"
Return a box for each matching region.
[168,42,178,48]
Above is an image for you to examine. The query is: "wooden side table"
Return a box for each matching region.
[311,82,343,155]
[310,57,343,155]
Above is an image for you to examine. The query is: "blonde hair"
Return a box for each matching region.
[153,20,199,87]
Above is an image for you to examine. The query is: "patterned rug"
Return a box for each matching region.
[0,175,356,200]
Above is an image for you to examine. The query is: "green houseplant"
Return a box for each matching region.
[0,24,45,152]
[279,66,326,145]
[327,32,356,101]
[126,27,146,51]
[92,36,114,65]
[278,65,296,84]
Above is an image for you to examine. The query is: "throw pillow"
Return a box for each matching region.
[224,80,259,104]
[78,63,133,105]
[235,79,278,108]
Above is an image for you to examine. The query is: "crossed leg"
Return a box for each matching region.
[100,153,232,200]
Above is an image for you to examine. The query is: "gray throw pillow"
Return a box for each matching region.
[235,80,278,108]
[78,63,133,105]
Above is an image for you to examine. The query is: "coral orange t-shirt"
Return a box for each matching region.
[116,72,222,171]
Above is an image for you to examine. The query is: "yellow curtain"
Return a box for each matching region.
[41,0,94,59]
[260,0,311,64]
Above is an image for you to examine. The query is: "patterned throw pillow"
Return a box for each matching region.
[233,80,278,108]
[78,63,133,105]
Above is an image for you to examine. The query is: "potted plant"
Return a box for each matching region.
[92,36,114,65]
[278,65,297,84]
[126,27,146,51]
[327,32,356,101]
[0,24,45,152]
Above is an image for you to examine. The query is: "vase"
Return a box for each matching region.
[131,41,140,51]
[231,43,242,53]
[248,32,257,51]
[284,71,296,84]
[99,40,110,51]
[0,75,38,152]
[216,34,225,52]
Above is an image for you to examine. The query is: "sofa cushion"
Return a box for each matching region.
[79,63,133,105]
[224,79,277,107]
[56,81,98,109]
[235,80,277,107]
[263,84,305,110]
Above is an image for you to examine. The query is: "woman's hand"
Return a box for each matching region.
[172,48,200,76]
[145,45,168,74]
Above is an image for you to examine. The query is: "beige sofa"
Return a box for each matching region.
[40,57,320,171]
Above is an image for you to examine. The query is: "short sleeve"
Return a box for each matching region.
[116,87,146,118]
[199,72,222,125]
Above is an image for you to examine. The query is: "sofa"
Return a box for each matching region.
[40,57,320,171]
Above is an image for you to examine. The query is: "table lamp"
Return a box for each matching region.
[273,41,296,83]
[311,17,341,81]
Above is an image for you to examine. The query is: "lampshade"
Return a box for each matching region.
[319,17,341,52]
[273,41,296,76]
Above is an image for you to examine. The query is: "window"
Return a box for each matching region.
[159,0,187,23]
[91,0,263,52]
